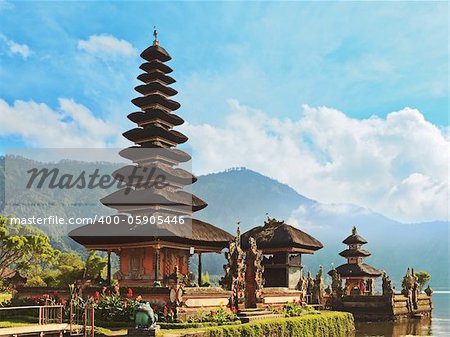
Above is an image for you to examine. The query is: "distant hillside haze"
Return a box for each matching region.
[192,167,316,232]
[192,168,449,290]
[0,158,448,289]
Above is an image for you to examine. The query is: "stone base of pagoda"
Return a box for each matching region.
[331,294,432,321]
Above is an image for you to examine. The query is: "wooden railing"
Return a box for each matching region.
[0,304,63,325]
[1,301,94,336]
[84,304,95,337]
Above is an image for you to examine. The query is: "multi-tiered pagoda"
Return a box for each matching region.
[329,226,381,296]
[69,31,233,287]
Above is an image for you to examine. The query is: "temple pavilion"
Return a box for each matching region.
[241,218,323,288]
[69,31,233,287]
[329,226,382,296]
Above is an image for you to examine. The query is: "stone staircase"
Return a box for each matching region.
[237,308,284,323]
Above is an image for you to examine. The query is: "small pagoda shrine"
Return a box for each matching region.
[241,217,323,289]
[329,226,381,296]
[69,31,233,287]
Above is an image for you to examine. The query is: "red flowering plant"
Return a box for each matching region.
[91,287,141,323]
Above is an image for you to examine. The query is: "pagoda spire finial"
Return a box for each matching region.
[153,26,159,46]
[352,226,357,235]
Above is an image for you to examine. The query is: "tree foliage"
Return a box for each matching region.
[0,215,113,288]
[415,271,431,291]
[85,251,107,279]
[0,215,57,281]
[53,252,85,287]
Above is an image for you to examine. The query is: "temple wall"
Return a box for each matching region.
[116,247,191,287]
[262,288,302,305]
[14,286,170,304]
[177,287,232,319]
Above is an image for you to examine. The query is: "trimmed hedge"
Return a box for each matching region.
[207,312,354,337]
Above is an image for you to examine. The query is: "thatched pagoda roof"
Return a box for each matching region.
[330,263,382,278]
[68,217,233,251]
[112,163,197,187]
[127,110,184,127]
[119,146,191,164]
[123,126,188,145]
[137,71,175,85]
[140,44,172,62]
[100,188,207,213]
[241,218,323,254]
[343,226,368,245]
[339,248,371,258]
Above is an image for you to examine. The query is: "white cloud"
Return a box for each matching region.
[77,34,136,58]
[0,98,124,148]
[181,100,449,223]
[382,173,448,223]
[0,34,31,58]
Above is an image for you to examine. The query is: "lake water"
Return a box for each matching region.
[355,292,450,336]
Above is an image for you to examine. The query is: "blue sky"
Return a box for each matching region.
[0,1,448,222]
[1,1,448,129]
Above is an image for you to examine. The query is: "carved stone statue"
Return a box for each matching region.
[382,272,394,297]
[221,223,246,309]
[250,237,264,298]
[313,266,324,304]
[296,274,308,301]
[306,271,314,303]
[401,268,415,312]
[411,269,419,310]
[135,302,158,329]
[402,268,413,296]
[244,237,264,307]
[331,267,343,298]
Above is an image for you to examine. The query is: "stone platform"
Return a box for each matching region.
[237,308,284,323]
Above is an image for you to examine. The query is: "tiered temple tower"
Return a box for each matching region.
[329,226,381,296]
[100,30,206,219]
[70,31,233,287]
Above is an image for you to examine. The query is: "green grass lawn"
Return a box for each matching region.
[0,292,12,303]
[95,327,129,336]
[0,321,35,328]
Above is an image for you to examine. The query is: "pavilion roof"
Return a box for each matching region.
[240,218,323,253]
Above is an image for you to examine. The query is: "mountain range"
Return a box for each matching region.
[0,157,448,290]
[192,168,449,290]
